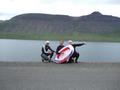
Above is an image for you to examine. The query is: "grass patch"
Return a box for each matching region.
[0,32,120,42]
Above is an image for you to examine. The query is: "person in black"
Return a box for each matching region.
[41,41,54,62]
[56,40,64,54]
[68,40,85,63]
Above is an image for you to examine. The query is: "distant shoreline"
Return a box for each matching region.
[0,32,120,42]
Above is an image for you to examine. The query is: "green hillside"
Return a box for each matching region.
[0,11,120,41]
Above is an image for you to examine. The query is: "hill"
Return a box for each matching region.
[0,11,120,41]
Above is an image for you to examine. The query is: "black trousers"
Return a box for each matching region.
[68,52,79,63]
[41,52,54,61]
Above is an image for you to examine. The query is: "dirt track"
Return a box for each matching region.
[0,62,120,90]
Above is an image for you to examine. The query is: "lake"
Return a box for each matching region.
[0,39,120,62]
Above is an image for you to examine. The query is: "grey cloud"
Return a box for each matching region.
[108,0,120,4]
[105,0,120,4]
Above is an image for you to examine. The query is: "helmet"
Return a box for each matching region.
[68,40,73,43]
[45,41,50,44]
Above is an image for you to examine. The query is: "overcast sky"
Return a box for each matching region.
[0,0,120,20]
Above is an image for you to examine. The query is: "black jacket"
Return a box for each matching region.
[71,43,85,53]
[41,45,54,55]
[56,45,64,54]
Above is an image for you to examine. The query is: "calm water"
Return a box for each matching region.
[0,39,120,62]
